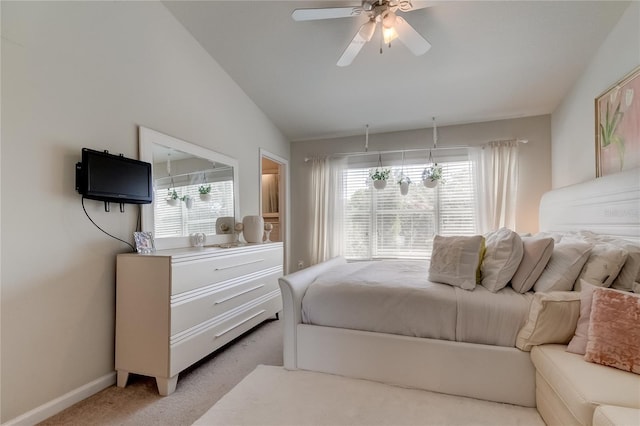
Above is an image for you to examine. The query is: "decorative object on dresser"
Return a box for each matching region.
[115,242,284,396]
[242,215,265,243]
[264,222,273,243]
[133,232,155,254]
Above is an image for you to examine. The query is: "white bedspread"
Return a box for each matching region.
[301,260,533,347]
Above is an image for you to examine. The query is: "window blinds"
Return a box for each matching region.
[154,181,234,238]
[343,160,475,260]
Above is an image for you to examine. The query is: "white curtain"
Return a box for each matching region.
[470,141,519,233]
[310,156,346,265]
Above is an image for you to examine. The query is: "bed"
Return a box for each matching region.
[278,168,640,407]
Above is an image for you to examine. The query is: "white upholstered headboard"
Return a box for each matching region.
[539,168,640,243]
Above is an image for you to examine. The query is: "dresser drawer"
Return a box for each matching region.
[169,291,281,376]
[170,269,281,335]
[171,246,282,295]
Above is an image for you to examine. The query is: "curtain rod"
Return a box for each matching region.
[304,138,528,162]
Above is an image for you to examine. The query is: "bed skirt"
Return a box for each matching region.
[294,324,536,407]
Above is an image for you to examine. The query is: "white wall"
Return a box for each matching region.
[289,115,551,272]
[551,2,640,188]
[0,1,288,422]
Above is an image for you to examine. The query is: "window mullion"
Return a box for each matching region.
[370,182,377,259]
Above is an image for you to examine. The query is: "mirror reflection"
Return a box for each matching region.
[151,145,234,238]
[139,127,239,250]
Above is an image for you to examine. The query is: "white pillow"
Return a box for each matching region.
[481,228,523,292]
[429,235,485,291]
[515,291,581,351]
[574,243,628,290]
[510,237,554,293]
[533,241,592,292]
[608,240,640,292]
[575,234,640,291]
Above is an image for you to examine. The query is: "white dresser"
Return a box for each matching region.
[115,242,283,395]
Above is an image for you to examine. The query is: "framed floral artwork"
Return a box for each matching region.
[595,66,640,177]
[134,231,155,254]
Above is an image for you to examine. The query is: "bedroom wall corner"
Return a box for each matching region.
[0,1,289,423]
[551,1,640,188]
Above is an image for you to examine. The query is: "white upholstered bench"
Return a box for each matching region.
[531,344,640,426]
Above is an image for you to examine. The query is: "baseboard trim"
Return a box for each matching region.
[2,372,116,426]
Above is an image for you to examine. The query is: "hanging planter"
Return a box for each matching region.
[373,179,388,190]
[397,152,410,195]
[398,176,411,195]
[166,189,179,206]
[422,117,444,189]
[181,195,194,209]
[370,153,390,190]
[422,164,444,188]
[198,184,212,202]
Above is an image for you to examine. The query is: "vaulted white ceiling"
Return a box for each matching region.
[164,1,629,141]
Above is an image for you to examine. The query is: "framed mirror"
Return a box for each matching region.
[139,126,239,250]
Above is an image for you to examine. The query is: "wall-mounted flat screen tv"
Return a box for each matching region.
[76,148,153,204]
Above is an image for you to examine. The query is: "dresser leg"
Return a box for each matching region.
[156,375,178,396]
[116,370,130,388]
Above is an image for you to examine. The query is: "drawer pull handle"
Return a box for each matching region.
[214,285,264,305]
[215,310,266,338]
[214,259,264,271]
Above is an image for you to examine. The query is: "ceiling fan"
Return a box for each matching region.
[292,0,432,67]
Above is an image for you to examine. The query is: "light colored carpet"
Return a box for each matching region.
[194,365,545,426]
[38,319,283,425]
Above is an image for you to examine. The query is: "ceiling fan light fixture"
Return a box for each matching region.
[383,25,399,44]
[382,10,397,28]
[381,10,399,45]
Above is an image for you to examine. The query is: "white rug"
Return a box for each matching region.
[193,365,544,425]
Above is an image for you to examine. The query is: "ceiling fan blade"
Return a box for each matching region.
[292,6,362,21]
[337,20,376,67]
[393,16,431,56]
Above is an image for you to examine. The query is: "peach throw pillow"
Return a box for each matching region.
[584,287,640,374]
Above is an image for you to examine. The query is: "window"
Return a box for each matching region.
[154,180,234,238]
[343,160,475,260]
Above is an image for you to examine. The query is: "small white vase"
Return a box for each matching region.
[373,180,387,190]
[242,215,264,244]
[184,197,194,209]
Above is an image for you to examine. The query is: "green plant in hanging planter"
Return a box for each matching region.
[397,174,411,195]
[370,168,391,181]
[198,184,212,201]
[422,164,444,188]
[180,194,194,209]
[397,175,411,185]
[166,189,179,206]
[198,184,211,194]
[370,168,390,190]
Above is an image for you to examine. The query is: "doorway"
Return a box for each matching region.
[259,149,288,273]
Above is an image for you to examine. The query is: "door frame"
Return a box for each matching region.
[259,148,289,274]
